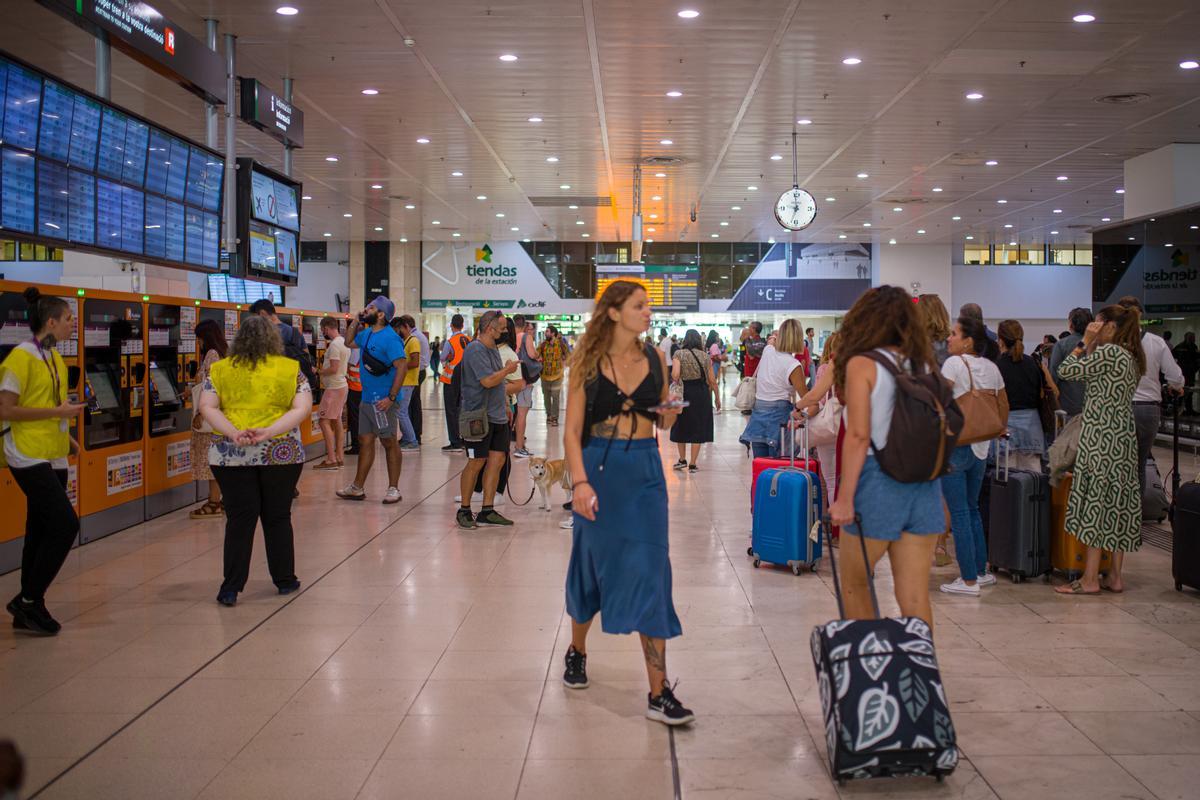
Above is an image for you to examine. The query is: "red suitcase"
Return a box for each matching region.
[751,424,820,510]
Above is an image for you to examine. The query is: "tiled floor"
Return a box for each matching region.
[2,382,1199,799]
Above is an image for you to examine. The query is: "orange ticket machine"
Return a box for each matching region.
[291,309,327,459]
[79,290,147,544]
[0,281,82,575]
[143,298,197,519]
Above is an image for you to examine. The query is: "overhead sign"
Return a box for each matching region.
[37,0,227,104]
[239,78,304,148]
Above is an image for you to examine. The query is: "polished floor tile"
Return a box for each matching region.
[0,386,1195,798]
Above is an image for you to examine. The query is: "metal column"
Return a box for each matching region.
[223,34,237,259]
[282,77,293,177]
[205,20,219,149]
[95,32,111,99]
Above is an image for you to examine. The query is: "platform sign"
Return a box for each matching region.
[37,0,227,104]
[239,78,304,148]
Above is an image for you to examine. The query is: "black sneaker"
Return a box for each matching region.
[7,596,60,636]
[562,500,573,511]
[276,579,301,595]
[456,508,479,530]
[672,459,688,471]
[646,682,695,726]
[563,645,589,689]
[476,508,514,527]
[442,444,465,454]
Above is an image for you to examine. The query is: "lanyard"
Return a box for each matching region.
[31,338,62,402]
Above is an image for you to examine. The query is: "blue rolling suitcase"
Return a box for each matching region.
[750,424,822,575]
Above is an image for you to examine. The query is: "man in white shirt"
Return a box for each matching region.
[315,316,350,470]
[658,328,674,360]
[1119,296,1184,495]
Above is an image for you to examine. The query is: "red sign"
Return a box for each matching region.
[164,27,175,55]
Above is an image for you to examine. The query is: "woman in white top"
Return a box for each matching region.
[938,316,1008,596]
[738,319,808,457]
[828,287,947,627]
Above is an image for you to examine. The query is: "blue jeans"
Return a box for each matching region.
[940,446,988,582]
[396,386,418,446]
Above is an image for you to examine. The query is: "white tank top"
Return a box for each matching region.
[869,348,904,451]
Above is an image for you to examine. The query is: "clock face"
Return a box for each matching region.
[775,188,818,231]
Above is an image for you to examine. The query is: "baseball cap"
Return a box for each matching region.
[369,295,395,322]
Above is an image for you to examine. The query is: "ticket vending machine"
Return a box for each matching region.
[79,292,147,543]
[292,310,326,459]
[0,281,82,574]
[144,299,196,519]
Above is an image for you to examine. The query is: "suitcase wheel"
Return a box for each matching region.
[811,561,820,574]
[1177,582,1184,592]
[746,546,754,557]
[1011,573,1024,584]
[753,559,761,568]
[792,564,802,576]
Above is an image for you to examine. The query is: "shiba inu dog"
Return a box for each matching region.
[528,457,571,511]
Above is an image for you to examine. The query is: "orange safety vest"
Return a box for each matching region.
[438,331,470,384]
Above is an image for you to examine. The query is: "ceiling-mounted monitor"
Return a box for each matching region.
[235,158,302,286]
[0,50,224,272]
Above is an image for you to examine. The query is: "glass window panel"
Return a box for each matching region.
[18,242,35,261]
[642,241,676,264]
[993,244,1019,265]
[674,243,699,265]
[701,264,732,299]
[1049,245,1074,265]
[732,262,755,293]
[562,262,592,299]
[1019,246,1045,265]
[699,242,731,266]
[732,243,759,266]
[0,240,14,261]
[963,245,990,265]
[1074,246,1092,266]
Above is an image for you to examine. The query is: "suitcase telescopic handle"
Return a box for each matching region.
[822,514,881,620]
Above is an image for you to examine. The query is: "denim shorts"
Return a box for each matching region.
[844,456,945,541]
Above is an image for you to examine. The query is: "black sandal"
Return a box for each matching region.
[672,459,688,470]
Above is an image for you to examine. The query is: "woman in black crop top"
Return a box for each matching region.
[559,280,695,726]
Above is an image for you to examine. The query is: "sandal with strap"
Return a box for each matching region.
[1055,579,1100,596]
[189,501,224,520]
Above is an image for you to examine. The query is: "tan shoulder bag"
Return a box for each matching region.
[955,356,1009,445]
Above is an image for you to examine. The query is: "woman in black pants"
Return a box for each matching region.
[198,316,313,606]
[0,288,85,635]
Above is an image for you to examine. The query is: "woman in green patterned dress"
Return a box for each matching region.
[1054,304,1145,595]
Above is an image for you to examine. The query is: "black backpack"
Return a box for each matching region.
[582,342,663,446]
[864,351,963,483]
[281,324,318,391]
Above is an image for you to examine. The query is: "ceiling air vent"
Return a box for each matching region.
[1094,93,1150,105]
[641,156,686,167]
[529,196,613,207]
[386,195,412,202]
[947,152,985,167]
[1067,224,1091,230]
[883,197,929,206]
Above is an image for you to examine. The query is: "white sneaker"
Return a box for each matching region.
[977,572,997,587]
[940,577,980,596]
[559,516,574,530]
[383,487,403,505]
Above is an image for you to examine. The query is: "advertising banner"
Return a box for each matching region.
[166,440,191,478]
[725,243,872,313]
[106,450,143,495]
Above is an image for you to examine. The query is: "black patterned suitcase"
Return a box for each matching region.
[810,521,959,785]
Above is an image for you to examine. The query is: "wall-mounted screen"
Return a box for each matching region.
[207,273,283,305]
[235,158,302,286]
[0,51,224,272]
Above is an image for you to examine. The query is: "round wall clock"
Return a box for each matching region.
[775,187,817,231]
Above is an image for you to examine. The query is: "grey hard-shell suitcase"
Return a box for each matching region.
[987,439,1051,583]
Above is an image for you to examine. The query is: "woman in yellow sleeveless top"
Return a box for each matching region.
[0,288,85,635]
[199,316,313,606]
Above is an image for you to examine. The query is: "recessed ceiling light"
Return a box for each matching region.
[495,213,505,218]
[1129,236,1136,240]
[985,160,998,166]
[569,204,579,210]
[370,184,383,189]
[965,235,974,240]
[1101,217,1111,222]
[561,184,572,190]
[322,232,331,237]
[1051,230,1060,235]
[416,137,430,144]
[660,139,673,145]
[932,187,943,193]
[1003,223,1013,229]
[499,54,519,62]
[678,9,700,19]
[655,172,666,178]
[400,237,408,243]
[666,90,683,98]
[825,197,836,202]
[1072,13,1096,23]
[720,221,729,226]
[325,156,339,162]
[770,154,783,161]
[838,234,847,239]
[997,199,1008,204]
[361,88,379,96]
[275,6,298,15]
[546,156,559,163]
[1181,60,1200,70]
[652,195,662,201]
[965,92,984,100]
[856,173,868,179]
[431,220,440,225]
[1053,208,1063,213]
[343,213,352,218]
[862,222,872,228]
[952,215,961,221]
[1115,188,1125,194]
[374,226,383,232]
[528,117,543,123]
[731,205,741,211]
[710,233,719,238]
[647,227,656,233]
[302,195,312,200]
[648,213,658,219]
[767,237,776,244]
[1166,243,1174,247]
[747,185,758,191]
[842,57,862,65]
[476,195,487,201]
[523,238,531,243]
[1057,175,1069,181]
[451,171,463,177]
[452,232,461,237]
[917,229,926,234]
[511,226,519,231]
[893,207,903,212]
[581,233,590,238]
[1009,241,1017,246]
[405,204,415,210]
[797,118,813,125]
[646,239,654,243]
[889,239,897,245]
[575,220,585,225]
[1192,225,1200,230]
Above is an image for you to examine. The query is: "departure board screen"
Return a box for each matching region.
[0,51,224,271]
[207,273,283,305]
[236,158,302,286]
[595,265,700,312]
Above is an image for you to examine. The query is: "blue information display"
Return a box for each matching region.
[207,273,283,305]
[237,159,303,286]
[0,52,224,270]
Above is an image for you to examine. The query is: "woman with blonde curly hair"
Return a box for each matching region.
[199,316,313,607]
[917,293,952,367]
[560,280,694,726]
